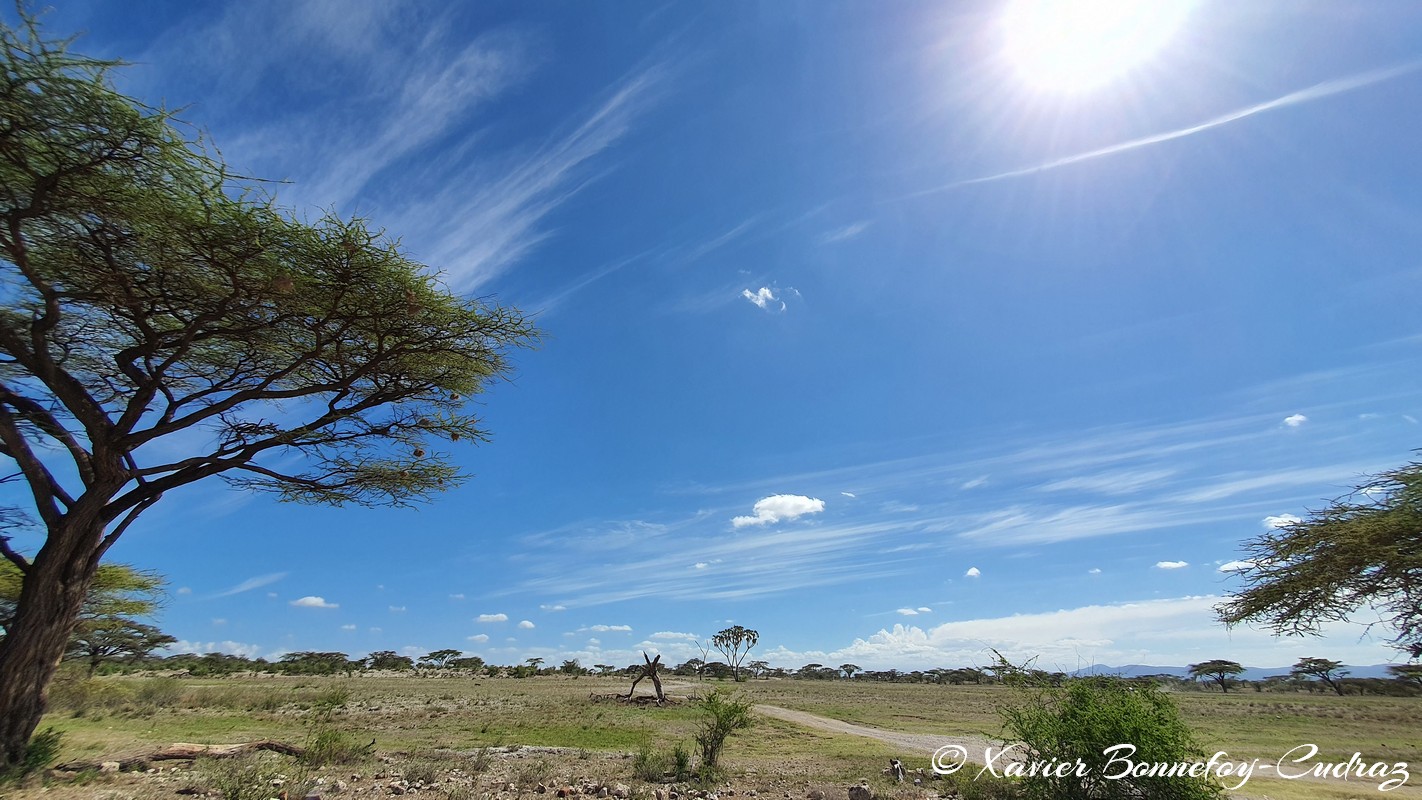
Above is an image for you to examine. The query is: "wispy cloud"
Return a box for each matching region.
[910,60,1422,194]
[740,286,785,312]
[821,220,872,244]
[212,572,288,598]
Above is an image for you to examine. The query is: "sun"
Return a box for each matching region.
[1001,0,1193,93]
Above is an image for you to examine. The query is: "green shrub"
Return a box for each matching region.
[199,753,311,800]
[694,689,753,769]
[0,728,64,786]
[1000,676,1224,800]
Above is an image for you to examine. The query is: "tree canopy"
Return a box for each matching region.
[1187,660,1245,693]
[1217,462,1422,659]
[711,625,758,682]
[0,12,535,767]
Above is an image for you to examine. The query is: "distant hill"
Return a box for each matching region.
[1071,663,1400,681]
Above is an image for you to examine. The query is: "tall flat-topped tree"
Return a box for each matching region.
[0,15,535,767]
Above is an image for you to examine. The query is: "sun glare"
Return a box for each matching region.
[1001,0,1193,93]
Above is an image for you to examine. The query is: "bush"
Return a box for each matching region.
[694,689,753,769]
[0,728,64,786]
[199,753,311,800]
[1000,676,1224,800]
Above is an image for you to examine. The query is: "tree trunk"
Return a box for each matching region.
[0,518,102,769]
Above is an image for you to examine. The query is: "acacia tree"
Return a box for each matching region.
[1187,660,1245,693]
[1290,657,1349,696]
[3,561,174,676]
[0,18,535,767]
[712,625,758,681]
[1218,462,1422,659]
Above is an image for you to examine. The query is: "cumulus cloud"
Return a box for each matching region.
[290,596,338,609]
[477,613,508,623]
[467,634,490,643]
[694,562,709,570]
[741,287,785,312]
[964,567,981,578]
[732,494,826,527]
[1217,560,1255,573]
[1088,568,1102,575]
[582,624,632,632]
[1264,514,1302,529]
[518,620,535,629]
[1155,561,1189,570]
[167,640,266,659]
[650,631,699,641]
[1283,413,1308,427]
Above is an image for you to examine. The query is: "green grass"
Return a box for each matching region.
[30,674,1422,799]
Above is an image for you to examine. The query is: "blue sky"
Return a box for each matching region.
[9,0,1422,671]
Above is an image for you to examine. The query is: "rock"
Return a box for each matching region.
[389,787,405,797]
[808,792,826,800]
[612,784,631,799]
[655,790,668,800]
[847,786,872,800]
[99,761,121,773]
[557,787,576,797]
[598,788,609,798]
[505,784,518,792]
[537,784,548,794]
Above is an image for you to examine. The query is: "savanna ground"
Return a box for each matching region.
[5,673,1419,800]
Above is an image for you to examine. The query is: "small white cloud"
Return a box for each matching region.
[467,634,489,643]
[369,627,382,633]
[1217,560,1255,573]
[694,562,709,570]
[266,592,278,599]
[449,593,465,600]
[340,624,357,631]
[1155,561,1189,570]
[211,618,227,626]
[518,620,535,629]
[841,491,857,498]
[1283,413,1308,427]
[732,494,826,527]
[540,604,567,612]
[896,608,920,616]
[961,476,989,490]
[741,286,785,312]
[964,567,981,578]
[917,607,933,613]
[588,637,601,646]
[1263,514,1302,529]
[389,606,407,613]
[650,631,699,641]
[291,596,339,609]
[176,587,192,596]
[582,624,632,632]
[477,613,509,623]
[1088,568,1102,575]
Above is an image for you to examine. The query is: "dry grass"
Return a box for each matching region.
[15,674,1422,800]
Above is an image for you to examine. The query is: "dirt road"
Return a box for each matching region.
[754,704,998,761]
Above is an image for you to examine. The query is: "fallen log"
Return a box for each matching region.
[55,740,307,772]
